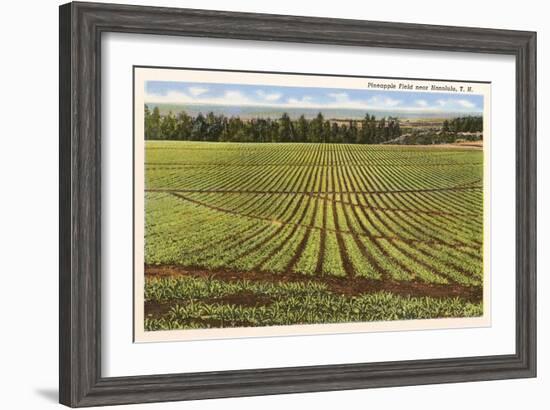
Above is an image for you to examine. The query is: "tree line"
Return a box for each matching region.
[144,105,401,144]
[442,116,483,133]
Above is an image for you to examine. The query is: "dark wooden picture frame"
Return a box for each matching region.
[59,1,536,407]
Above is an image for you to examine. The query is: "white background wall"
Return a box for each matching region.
[0,0,546,408]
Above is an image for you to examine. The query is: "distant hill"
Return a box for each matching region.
[145,103,480,120]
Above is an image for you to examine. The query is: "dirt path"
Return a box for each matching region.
[145,264,483,303]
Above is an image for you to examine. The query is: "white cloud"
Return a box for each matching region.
[435,98,477,111]
[223,90,254,105]
[188,86,208,97]
[298,92,405,111]
[145,87,479,114]
[145,89,255,106]
[456,99,476,109]
[327,92,350,102]
[286,96,315,107]
[382,97,401,107]
[256,90,282,102]
[145,90,193,104]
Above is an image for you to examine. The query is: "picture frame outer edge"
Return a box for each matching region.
[58,1,537,407]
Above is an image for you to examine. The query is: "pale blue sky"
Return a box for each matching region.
[145,81,483,114]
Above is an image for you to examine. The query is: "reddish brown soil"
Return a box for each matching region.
[145,264,482,303]
[144,301,172,318]
[144,305,254,328]
[144,291,272,320]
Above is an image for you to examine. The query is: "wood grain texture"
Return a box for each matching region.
[59,1,537,407]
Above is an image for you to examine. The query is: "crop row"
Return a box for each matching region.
[145,141,484,287]
[144,276,482,330]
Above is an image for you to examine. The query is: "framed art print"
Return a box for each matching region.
[59,2,536,407]
[133,67,491,342]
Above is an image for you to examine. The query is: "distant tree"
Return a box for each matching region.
[308,113,325,142]
[323,121,332,143]
[339,124,348,144]
[160,111,177,139]
[268,119,279,142]
[359,114,370,144]
[331,122,341,143]
[145,105,162,139]
[448,116,482,134]
[191,113,207,141]
[175,111,193,140]
[376,117,386,143]
[144,105,152,139]
[342,120,356,144]
[386,117,400,141]
[278,113,293,142]
[254,118,269,143]
[146,108,407,144]
[368,115,377,143]
[205,112,223,141]
[225,117,243,142]
[295,115,308,142]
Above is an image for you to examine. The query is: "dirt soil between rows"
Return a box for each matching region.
[144,264,482,303]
